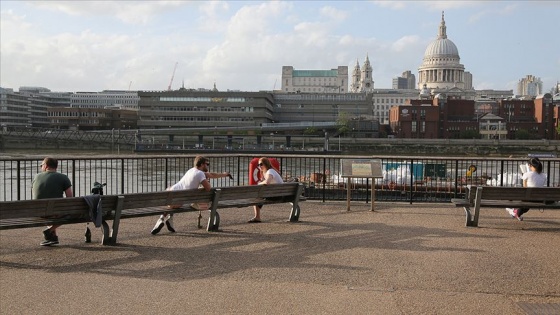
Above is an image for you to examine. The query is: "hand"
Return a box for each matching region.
[226,172,233,180]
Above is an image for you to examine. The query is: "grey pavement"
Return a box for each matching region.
[1,201,559,315]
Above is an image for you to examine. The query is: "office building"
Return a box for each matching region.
[280,66,348,93]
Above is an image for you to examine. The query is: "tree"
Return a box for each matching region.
[459,130,480,139]
[304,127,317,135]
[336,111,350,135]
[514,129,538,140]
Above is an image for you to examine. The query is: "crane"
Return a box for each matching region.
[167,62,178,91]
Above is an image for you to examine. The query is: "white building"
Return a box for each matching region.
[350,55,374,93]
[517,75,543,97]
[418,12,472,91]
[371,89,418,125]
[71,90,139,110]
[280,66,348,93]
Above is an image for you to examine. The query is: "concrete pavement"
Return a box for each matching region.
[1,201,559,314]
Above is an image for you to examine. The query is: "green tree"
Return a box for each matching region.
[458,130,480,139]
[336,111,350,135]
[304,127,317,135]
[514,129,538,140]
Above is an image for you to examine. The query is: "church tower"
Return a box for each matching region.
[360,54,374,92]
[350,59,361,93]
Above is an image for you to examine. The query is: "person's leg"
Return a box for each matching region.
[165,213,175,232]
[249,205,262,222]
[151,212,168,234]
[517,207,529,217]
[40,225,60,246]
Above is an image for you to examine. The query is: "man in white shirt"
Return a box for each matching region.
[151,156,232,234]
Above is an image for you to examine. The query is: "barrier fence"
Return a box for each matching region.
[1,154,559,202]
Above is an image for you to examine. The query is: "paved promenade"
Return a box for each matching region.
[1,201,559,314]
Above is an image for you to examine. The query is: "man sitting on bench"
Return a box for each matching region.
[151,156,232,234]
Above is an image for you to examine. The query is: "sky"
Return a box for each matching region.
[1,1,559,94]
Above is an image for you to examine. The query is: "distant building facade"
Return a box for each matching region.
[371,89,418,125]
[517,75,543,97]
[281,66,348,93]
[48,107,138,130]
[389,93,558,140]
[392,71,416,90]
[71,90,139,110]
[137,90,275,129]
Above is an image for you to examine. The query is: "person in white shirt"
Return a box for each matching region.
[248,157,283,223]
[151,156,232,234]
[506,157,547,221]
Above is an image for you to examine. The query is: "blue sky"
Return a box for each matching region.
[1,1,558,93]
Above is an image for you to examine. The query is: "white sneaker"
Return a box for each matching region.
[151,215,166,235]
[165,214,175,232]
[506,208,515,218]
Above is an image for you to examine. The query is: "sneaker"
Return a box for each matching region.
[43,228,52,240]
[513,209,523,221]
[40,232,59,246]
[151,215,166,235]
[165,214,176,233]
[506,208,516,218]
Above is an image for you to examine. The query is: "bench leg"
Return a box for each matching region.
[464,207,475,227]
[289,203,300,222]
[207,211,220,232]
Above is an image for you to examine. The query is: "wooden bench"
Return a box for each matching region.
[0,182,305,245]
[451,186,560,227]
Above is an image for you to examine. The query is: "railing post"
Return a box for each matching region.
[454,160,459,198]
[409,159,414,204]
[120,158,125,194]
[71,159,76,196]
[165,158,169,191]
[17,160,21,200]
[322,157,326,203]
[499,160,504,187]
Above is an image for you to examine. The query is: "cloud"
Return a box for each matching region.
[373,0,479,11]
[319,6,348,22]
[391,35,421,52]
[28,1,188,25]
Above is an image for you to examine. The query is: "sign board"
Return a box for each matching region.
[341,159,383,178]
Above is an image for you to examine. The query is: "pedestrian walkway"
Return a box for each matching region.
[1,201,559,314]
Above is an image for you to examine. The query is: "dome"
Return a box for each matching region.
[424,38,459,57]
[423,11,459,58]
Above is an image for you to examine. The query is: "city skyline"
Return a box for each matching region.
[1,1,558,93]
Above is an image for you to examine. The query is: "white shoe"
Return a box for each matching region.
[151,215,166,235]
[506,208,515,218]
[165,214,176,232]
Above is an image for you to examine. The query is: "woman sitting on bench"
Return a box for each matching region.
[248,157,283,223]
[506,157,546,221]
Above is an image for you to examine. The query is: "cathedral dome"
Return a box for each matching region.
[417,12,469,91]
[424,38,459,58]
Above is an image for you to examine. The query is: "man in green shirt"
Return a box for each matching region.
[32,157,73,246]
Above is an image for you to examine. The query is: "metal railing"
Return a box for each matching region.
[1,154,559,202]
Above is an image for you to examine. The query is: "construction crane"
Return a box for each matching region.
[167,62,178,91]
